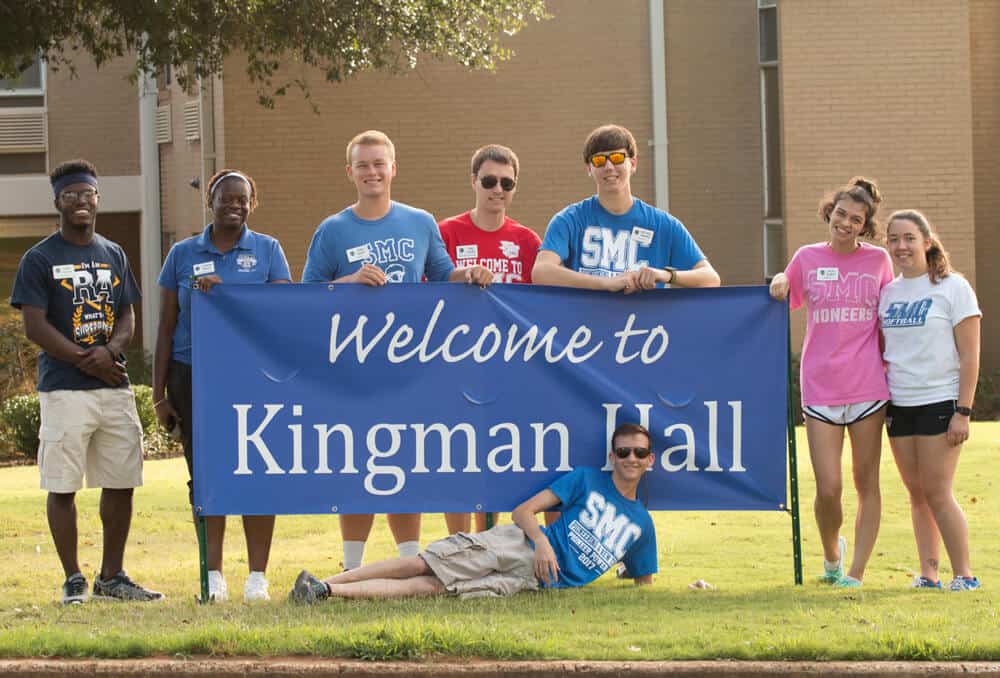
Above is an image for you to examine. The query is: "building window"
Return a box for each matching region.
[758,0,784,279]
[0,55,45,96]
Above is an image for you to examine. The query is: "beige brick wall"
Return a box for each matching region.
[970,0,1000,373]
[780,0,976,349]
[664,0,763,284]
[46,54,139,176]
[220,0,653,277]
[157,83,207,244]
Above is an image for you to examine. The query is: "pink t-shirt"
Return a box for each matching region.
[785,242,893,406]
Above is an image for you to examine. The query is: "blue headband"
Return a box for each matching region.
[52,173,98,197]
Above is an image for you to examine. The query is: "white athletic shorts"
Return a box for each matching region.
[803,399,888,426]
[37,388,144,493]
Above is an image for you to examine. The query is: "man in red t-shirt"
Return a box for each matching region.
[438,145,541,284]
[438,145,541,534]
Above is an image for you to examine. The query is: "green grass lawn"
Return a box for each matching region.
[1,424,999,660]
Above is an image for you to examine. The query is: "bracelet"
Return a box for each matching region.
[153,398,167,408]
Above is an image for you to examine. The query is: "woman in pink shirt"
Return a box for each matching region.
[770,177,893,588]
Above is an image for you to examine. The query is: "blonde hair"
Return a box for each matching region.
[346,130,395,165]
[887,209,953,284]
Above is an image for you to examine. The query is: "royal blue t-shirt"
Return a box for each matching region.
[11,231,141,392]
[541,196,704,281]
[157,224,291,365]
[301,201,454,283]
[539,468,658,588]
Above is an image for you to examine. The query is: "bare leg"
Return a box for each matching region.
[915,434,971,578]
[322,555,432,586]
[805,417,846,562]
[444,513,471,535]
[99,488,133,579]
[243,515,275,573]
[339,514,375,542]
[47,492,79,578]
[328,576,445,599]
[890,435,941,581]
[474,512,500,532]
[387,513,421,544]
[196,515,226,572]
[844,411,883,581]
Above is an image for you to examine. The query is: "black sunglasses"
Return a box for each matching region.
[479,175,516,192]
[614,446,652,459]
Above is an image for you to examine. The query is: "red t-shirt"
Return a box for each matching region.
[438,212,542,284]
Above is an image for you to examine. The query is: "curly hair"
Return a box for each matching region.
[818,176,882,239]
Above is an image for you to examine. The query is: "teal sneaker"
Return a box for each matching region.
[288,570,329,604]
[836,575,862,588]
[911,576,942,589]
[819,535,847,584]
[948,575,981,591]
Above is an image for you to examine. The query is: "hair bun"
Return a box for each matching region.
[849,176,882,205]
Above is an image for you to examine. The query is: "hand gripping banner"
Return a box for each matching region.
[191,284,788,516]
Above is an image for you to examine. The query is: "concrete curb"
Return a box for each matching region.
[2,660,1000,677]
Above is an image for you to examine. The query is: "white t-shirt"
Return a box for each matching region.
[879,273,981,406]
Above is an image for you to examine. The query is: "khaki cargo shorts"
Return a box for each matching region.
[37,388,144,493]
[420,524,539,599]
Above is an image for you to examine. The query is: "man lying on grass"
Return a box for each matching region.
[289,422,658,602]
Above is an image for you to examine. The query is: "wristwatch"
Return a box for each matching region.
[955,405,972,417]
[663,267,677,285]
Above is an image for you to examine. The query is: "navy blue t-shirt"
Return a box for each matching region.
[11,231,141,391]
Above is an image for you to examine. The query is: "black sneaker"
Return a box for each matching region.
[288,570,329,604]
[92,571,164,602]
[62,572,88,605]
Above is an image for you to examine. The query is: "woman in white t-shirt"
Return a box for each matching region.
[879,210,982,591]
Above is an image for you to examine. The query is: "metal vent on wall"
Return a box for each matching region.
[0,108,47,153]
[155,104,171,144]
[183,99,200,141]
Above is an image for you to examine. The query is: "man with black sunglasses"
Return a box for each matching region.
[289,423,658,603]
[438,145,541,286]
[533,124,720,292]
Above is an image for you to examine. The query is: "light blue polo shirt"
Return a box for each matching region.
[158,224,292,364]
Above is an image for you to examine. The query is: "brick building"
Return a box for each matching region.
[1,0,997,373]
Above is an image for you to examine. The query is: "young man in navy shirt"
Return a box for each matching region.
[289,422,658,602]
[11,159,162,604]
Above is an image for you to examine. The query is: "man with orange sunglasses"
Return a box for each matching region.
[532,124,720,292]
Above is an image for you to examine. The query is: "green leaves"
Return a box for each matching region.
[0,0,548,107]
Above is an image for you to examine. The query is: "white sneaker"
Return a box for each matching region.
[208,570,228,601]
[244,571,270,601]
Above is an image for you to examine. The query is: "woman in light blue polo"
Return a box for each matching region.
[152,169,291,602]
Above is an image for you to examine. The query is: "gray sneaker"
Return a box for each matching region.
[62,572,88,605]
[289,570,329,604]
[92,571,164,602]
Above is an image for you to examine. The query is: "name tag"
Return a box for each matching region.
[456,244,478,260]
[816,267,839,281]
[193,261,216,276]
[631,226,654,247]
[346,244,371,263]
[52,264,75,279]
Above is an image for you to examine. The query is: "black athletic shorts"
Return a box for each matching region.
[166,359,195,504]
[886,400,957,438]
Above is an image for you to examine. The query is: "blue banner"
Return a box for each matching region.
[191,284,788,515]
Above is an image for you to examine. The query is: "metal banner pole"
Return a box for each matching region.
[786,311,803,585]
[196,512,210,602]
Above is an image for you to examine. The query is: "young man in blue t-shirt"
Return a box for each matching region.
[302,130,493,571]
[533,124,720,292]
[10,159,162,604]
[289,422,658,602]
